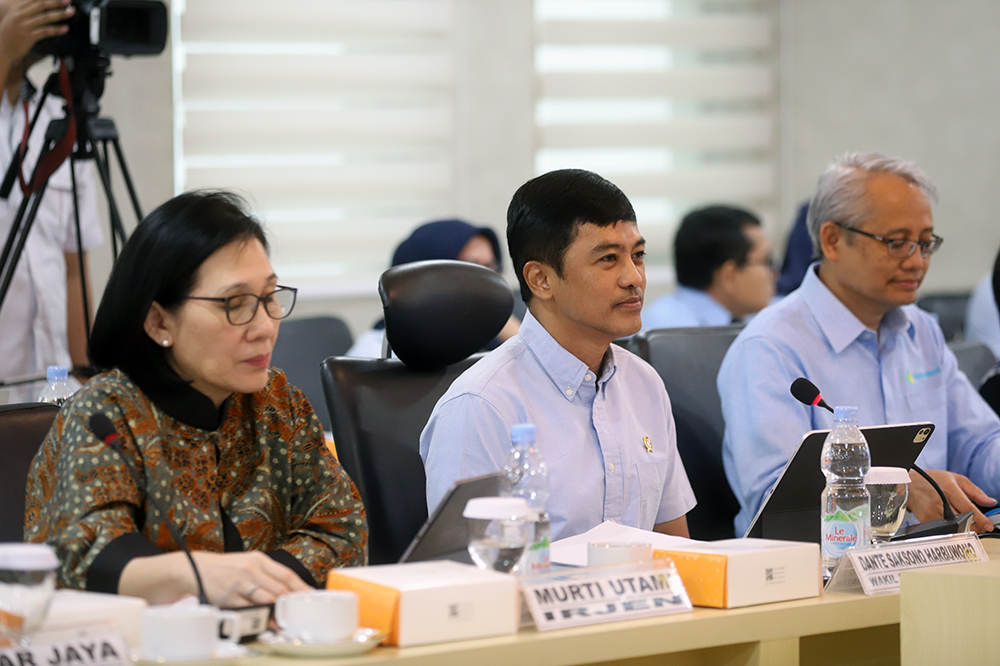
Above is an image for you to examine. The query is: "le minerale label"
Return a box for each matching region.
[846,533,987,596]
[521,559,692,631]
[0,634,129,666]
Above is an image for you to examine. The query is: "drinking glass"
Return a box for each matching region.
[0,544,58,645]
[866,467,910,543]
[463,497,530,573]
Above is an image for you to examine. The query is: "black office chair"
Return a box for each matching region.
[322,260,513,564]
[917,292,972,342]
[948,339,997,388]
[0,402,59,541]
[630,325,744,541]
[271,315,353,431]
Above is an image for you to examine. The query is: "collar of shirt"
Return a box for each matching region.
[800,262,915,354]
[673,285,734,326]
[126,369,232,431]
[517,310,618,401]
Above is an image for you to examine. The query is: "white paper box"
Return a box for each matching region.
[38,590,147,648]
[327,561,519,647]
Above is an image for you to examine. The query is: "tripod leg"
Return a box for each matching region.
[68,155,92,345]
[90,140,125,257]
[110,137,143,223]
[0,179,50,312]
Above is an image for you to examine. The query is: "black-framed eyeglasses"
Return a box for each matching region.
[834,222,943,258]
[186,286,298,325]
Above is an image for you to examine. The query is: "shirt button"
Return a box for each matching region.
[584,374,592,382]
[565,388,573,396]
[609,462,615,472]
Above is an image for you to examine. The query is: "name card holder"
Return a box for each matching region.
[0,632,130,666]
[520,557,692,632]
[826,532,987,596]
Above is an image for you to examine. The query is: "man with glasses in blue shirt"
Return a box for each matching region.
[720,152,1000,536]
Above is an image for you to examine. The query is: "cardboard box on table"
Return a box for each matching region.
[327,560,519,647]
[654,539,821,608]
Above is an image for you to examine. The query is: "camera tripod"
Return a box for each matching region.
[0,54,144,388]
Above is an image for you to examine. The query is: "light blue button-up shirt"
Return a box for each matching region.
[420,311,696,541]
[720,264,1000,535]
[642,286,734,330]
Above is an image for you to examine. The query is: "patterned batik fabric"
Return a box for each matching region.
[24,368,367,590]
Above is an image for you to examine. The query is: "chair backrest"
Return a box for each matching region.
[271,315,353,431]
[322,259,513,564]
[631,325,743,540]
[0,402,59,541]
[321,355,482,564]
[917,291,971,342]
[948,339,997,387]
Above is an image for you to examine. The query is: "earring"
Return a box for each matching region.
[161,340,170,347]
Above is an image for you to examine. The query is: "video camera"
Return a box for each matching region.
[34,0,167,58]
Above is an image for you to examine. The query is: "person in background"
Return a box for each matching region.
[0,0,102,402]
[964,261,1000,358]
[347,218,520,358]
[25,191,367,606]
[643,205,775,329]
[978,247,1000,414]
[775,202,814,296]
[720,152,1000,536]
[421,169,695,541]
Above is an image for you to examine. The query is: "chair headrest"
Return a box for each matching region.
[379,260,514,370]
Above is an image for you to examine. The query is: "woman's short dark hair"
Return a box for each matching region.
[674,205,762,290]
[89,190,268,389]
[507,169,635,302]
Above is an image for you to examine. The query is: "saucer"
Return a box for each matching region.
[134,643,251,666]
[255,628,386,658]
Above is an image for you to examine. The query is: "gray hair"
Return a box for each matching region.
[806,152,937,254]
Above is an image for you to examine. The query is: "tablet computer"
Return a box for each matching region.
[744,422,934,543]
[398,471,504,564]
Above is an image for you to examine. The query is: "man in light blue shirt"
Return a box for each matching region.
[720,152,1000,536]
[964,272,1000,358]
[420,169,696,541]
[644,206,775,330]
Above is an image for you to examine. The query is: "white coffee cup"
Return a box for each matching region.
[143,604,241,661]
[587,541,653,568]
[275,590,358,644]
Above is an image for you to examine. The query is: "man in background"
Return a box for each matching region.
[0,0,102,402]
[720,152,1000,536]
[643,205,775,329]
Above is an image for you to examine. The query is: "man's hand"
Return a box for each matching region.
[0,0,73,67]
[907,468,996,534]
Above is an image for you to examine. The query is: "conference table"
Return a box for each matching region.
[254,591,899,666]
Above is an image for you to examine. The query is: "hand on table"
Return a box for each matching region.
[907,468,996,534]
[191,551,312,607]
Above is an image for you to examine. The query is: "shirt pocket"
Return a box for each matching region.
[902,371,946,422]
[634,461,668,528]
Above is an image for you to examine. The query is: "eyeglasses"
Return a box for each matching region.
[186,286,298,325]
[834,222,943,258]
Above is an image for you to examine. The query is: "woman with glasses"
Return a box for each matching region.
[24,190,367,606]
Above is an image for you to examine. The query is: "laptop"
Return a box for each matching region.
[744,422,934,543]
[398,472,504,564]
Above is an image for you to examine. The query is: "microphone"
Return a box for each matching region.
[788,378,972,539]
[88,413,210,605]
[790,377,834,414]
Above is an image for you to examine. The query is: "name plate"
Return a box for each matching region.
[520,558,692,632]
[826,532,987,596]
[0,633,130,666]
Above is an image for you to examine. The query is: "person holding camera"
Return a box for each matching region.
[0,0,102,402]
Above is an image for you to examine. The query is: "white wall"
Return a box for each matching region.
[778,1,1000,291]
[86,0,1000,339]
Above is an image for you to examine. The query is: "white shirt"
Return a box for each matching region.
[0,83,101,403]
[964,274,1000,358]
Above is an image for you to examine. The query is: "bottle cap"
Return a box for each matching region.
[0,543,58,571]
[46,366,68,382]
[833,405,858,422]
[463,497,531,520]
[511,423,536,445]
[865,466,911,485]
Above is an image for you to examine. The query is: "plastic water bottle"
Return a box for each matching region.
[502,423,551,575]
[820,406,871,579]
[37,366,74,406]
